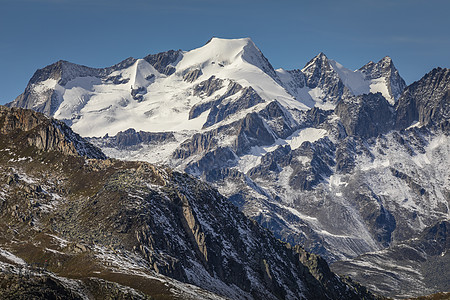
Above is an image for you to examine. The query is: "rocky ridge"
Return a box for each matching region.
[0,106,105,159]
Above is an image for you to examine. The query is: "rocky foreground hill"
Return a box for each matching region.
[0,106,381,299]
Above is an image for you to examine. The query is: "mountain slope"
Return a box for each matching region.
[395,67,450,131]
[332,221,449,298]
[0,105,379,299]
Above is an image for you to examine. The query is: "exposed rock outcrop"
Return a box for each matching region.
[359,56,407,102]
[395,67,450,132]
[192,76,224,98]
[335,92,394,138]
[302,53,349,104]
[332,221,449,298]
[233,112,275,156]
[0,106,105,159]
[143,49,181,76]
[189,80,243,120]
[183,68,203,83]
[203,87,265,128]
[90,128,176,150]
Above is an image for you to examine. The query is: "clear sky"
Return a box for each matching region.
[1,0,449,104]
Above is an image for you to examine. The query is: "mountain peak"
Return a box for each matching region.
[196,37,258,61]
[358,55,406,103]
[380,56,393,64]
[177,37,279,82]
[302,52,330,72]
[179,37,256,69]
[316,52,328,59]
[206,36,254,45]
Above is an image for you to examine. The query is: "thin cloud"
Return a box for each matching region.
[390,36,450,45]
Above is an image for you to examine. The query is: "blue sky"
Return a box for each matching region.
[1,0,449,104]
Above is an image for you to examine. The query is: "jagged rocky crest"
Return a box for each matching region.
[90,128,176,150]
[0,105,105,159]
[9,58,137,115]
[359,56,406,102]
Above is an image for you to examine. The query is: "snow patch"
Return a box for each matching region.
[286,128,328,150]
[0,248,27,265]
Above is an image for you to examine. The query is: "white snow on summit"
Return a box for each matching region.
[14,37,403,137]
[45,37,310,137]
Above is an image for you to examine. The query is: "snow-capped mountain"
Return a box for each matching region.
[7,37,449,298]
[8,37,405,137]
[9,38,299,137]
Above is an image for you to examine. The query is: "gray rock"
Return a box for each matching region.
[143,49,181,76]
[192,76,224,98]
[259,101,297,139]
[89,128,176,150]
[233,112,275,156]
[302,53,349,104]
[395,67,450,132]
[203,87,264,128]
[332,221,449,298]
[335,92,394,139]
[189,80,242,120]
[186,147,237,180]
[131,86,146,101]
[0,106,106,159]
[359,56,406,102]
[105,74,130,85]
[183,68,203,83]
[288,138,335,191]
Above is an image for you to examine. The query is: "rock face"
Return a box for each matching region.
[335,92,394,138]
[203,87,265,128]
[396,67,450,131]
[143,49,181,76]
[301,53,348,104]
[359,56,407,102]
[234,112,275,155]
[0,106,379,300]
[281,53,405,106]
[189,80,243,120]
[183,68,203,83]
